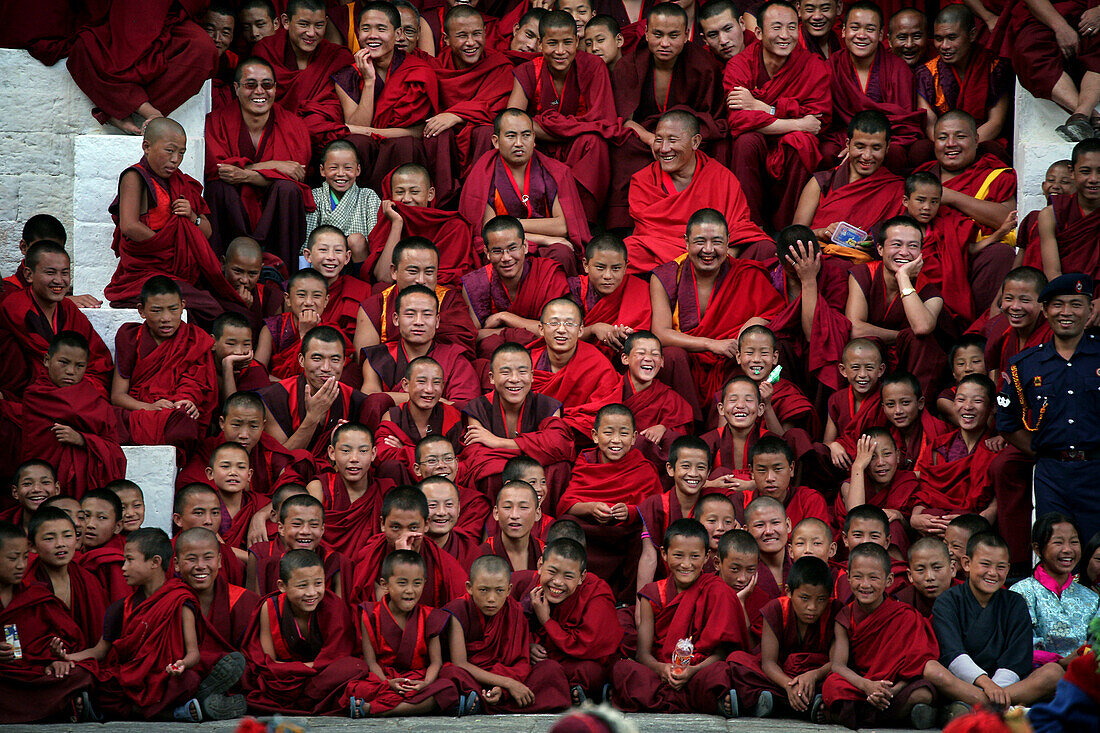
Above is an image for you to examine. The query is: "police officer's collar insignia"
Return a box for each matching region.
[997,395,1010,408]
[1034,376,1042,386]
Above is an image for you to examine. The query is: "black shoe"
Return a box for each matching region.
[754,690,774,717]
[201,692,247,721]
[196,652,246,700]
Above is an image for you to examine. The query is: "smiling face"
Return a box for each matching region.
[116,488,145,533]
[719,549,757,590]
[304,231,350,283]
[881,382,922,432]
[27,252,71,305]
[174,492,222,532]
[646,13,688,63]
[12,465,58,512]
[287,7,327,55]
[700,8,744,61]
[467,569,511,617]
[622,336,663,386]
[864,436,898,486]
[395,291,439,347]
[383,560,426,613]
[903,182,941,224]
[906,546,953,600]
[299,339,344,391]
[32,519,77,570]
[220,404,264,452]
[559,0,593,34]
[962,542,1009,601]
[934,116,978,173]
[492,113,535,167]
[751,452,794,504]
[1072,151,1100,205]
[444,14,486,68]
[943,525,968,569]
[278,505,324,551]
[539,300,583,357]
[651,116,700,175]
[717,381,764,431]
[489,350,533,406]
[143,131,186,179]
[839,345,884,395]
[844,517,888,550]
[203,11,235,54]
[176,535,221,593]
[1043,164,1074,198]
[737,331,778,382]
[999,279,1042,333]
[697,500,736,550]
[662,534,708,589]
[320,147,360,194]
[235,62,276,117]
[877,223,922,275]
[789,524,834,561]
[1044,294,1092,340]
[413,439,458,482]
[390,170,434,206]
[747,506,789,555]
[887,10,926,66]
[515,466,547,507]
[760,3,799,60]
[493,485,539,540]
[541,26,579,74]
[846,129,887,179]
[139,292,184,342]
[404,361,445,412]
[397,6,421,51]
[327,428,374,485]
[279,563,326,613]
[537,551,585,604]
[932,20,972,67]
[848,553,889,609]
[46,344,88,387]
[842,8,881,60]
[422,481,459,539]
[953,381,991,434]
[592,413,637,463]
[391,248,439,289]
[798,0,838,39]
[484,227,527,281]
[685,220,729,275]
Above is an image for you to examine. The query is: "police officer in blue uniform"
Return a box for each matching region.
[996,273,1100,546]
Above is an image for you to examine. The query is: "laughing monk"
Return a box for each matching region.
[1036,138,1100,285]
[606,3,727,229]
[725,0,831,230]
[623,111,770,272]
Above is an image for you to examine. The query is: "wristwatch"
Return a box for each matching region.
[900,286,916,298]
[195,216,202,226]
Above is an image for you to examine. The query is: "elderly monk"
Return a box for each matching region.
[650,208,784,407]
[355,237,478,361]
[607,3,727,229]
[252,0,354,151]
[1037,139,1100,297]
[204,57,313,270]
[826,1,924,170]
[460,109,591,277]
[915,111,1017,319]
[624,111,770,271]
[508,10,621,221]
[65,0,217,134]
[699,0,749,63]
[426,6,514,180]
[333,2,441,195]
[886,7,929,68]
[725,0,831,230]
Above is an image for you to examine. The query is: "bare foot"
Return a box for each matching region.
[108,117,142,135]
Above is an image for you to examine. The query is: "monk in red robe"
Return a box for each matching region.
[334,2,441,194]
[111,277,216,452]
[77,490,129,603]
[421,476,483,570]
[65,0,217,133]
[725,1,831,230]
[570,234,652,353]
[412,441,489,544]
[1018,160,1074,266]
[624,111,771,271]
[1037,139,1100,284]
[173,484,247,587]
[427,6,514,179]
[0,243,113,399]
[697,0,749,63]
[462,215,571,359]
[218,237,286,339]
[211,313,272,408]
[204,57,314,269]
[204,4,239,112]
[737,325,818,435]
[257,270,332,382]
[837,429,921,553]
[508,10,621,220]
[22,332,126,500]
[826,2,924,169]
[607,3,727,229]
[798,0,842,59]
[0,214,71,303]
[459,109,591,277]
[373,367,466,482]
[620,331,694,466]
[302,225,372,347]
[886,7,929,68]
[823,338,887,464]
[355,237,478,361]
[650,208,785,408]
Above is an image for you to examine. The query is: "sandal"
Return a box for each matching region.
[754,690,774,718]
[348,695,369,719]
[570,684,587,706]
[810,694,826,724]
[719,688,740,718]
[172,698,202,723]
[1057,113,1095,142]
[462,691,481,717]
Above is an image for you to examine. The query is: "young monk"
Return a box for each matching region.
[745,496,793,601]
[459,108,590,276]
[342,550,456,717]
[789,517,837,564]
[238,0,281,49]
[302,225,372,345]
[571,236,650,356]
[701,376,768,492]
[242,549,369,715]
[895,536,956,618]
[930,532,1064,713]
[944,514,993,580]
[743,436,830,529]
[613,519,749,714]
[835,505,912,600]
[20,333,125,500]
[258,325,368,459]
[39,496,87,552]
[111,276,216,453]
[206,2,240,111]
[0,522,95,724]
[77,488,128,602]
[352,486,468,607]
[696,493,739,559]
[619,330,694,465]
[508,7,546,54]
[488,456,555,540]
[936,338,987,425]
[737,325,816,435]
[480,481,543,573]
[108,480,145,536]
[27,507,109,645]
[305,140,380,263]
[413,436,489,540]
[1037,138,1100,282]
[173,483,246,586]
[206,443,261,550]
[584,15,624,70]
[422,476,482,570]
[651,209,784,407]
[1017,161,1074,259]
[717,527,772,646]
[911,374,1001,533]
[821,542,939,729]
[440,554,572,713]
[725,0,832,229]
[839,429,919,554]
[247,494,353,599]
[797,0,841,58]
[1,213,70,300]
[638,436,712,590]
[886,7,928,67]
[625,111,771,272]
[211,315,268,407]
[214,238,285,339]
[824,338,887,469]
[460,343,575,501]
[461,215,571,358]
[726,556,839,719]
[507,9,620,220]
[880,371,947,471]
[256,269,329,380]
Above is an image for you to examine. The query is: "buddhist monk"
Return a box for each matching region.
[204,56,313,269]
[255,268,331,380]
[797,0,841,59]
[218,236,284,337]
[508,10,621,220]
[1,214,69,302]
[238,0,281,50]
[302,225,373,345]
[623,110,771,272]
[699,0,748,63]
[583,15,625,71]
[886,7,928,68]
[607,3,726,229]
[1037,138,1100,289]
[65,0,217,134]
[725,0,832,230]
[1018,160,1074,261]
[507,7,547,55]
[460,108,591,276]
[205,2,239,112]
[571,234,653,357]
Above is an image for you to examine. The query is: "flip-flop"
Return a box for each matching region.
[810,694,826,724]
[719,689,740,718]
[570,684,587,706]
[173,698,202,723]
[754,690,774,718]
[349,695,369,719]
[601,683,613,705]
[462,691,481,716]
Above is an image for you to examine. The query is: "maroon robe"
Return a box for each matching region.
[176,431,315,498]
[915,44,1011,124]
[323,274,373,345]
[362,283,477,360]
[834,469,920,552]
[364,203,477,289]
[434,47,514,173]
[197,576,260,668]
[363,339,480,407]
[1006,0,1100,100]
[27,556,109,645]
[218,490,262,551]
[478,532,543,573]
[314,469,395,557]
[351,534,467,607]
[77,535,129,603]
[827,48,925,158]
[811,165,906,239]
[439,530,483,570]
[1045,193,1100,280]
[827,386,886,456]
[249,538,354,600]
[372,401,466,481]
[622,374,693,468]
[913,430,998,516]
[257,376,368,461]
[462,257,571,358]
[530,340,621,438]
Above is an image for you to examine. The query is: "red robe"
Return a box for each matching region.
[250,538,354,599]
[218,490,262,550]
[435,47,514,170]
[372,401,466,481]
[21,373,127,499]
[574,274,653,344]
[913,430,997,515]
[530,341,621,437]
[461,258,570,351]
[624,153,769,273]
[478,531,544,572]
[314,469,395,557]
[827,386,885,456]
[362,339,480,406]
[810,165,906,236]
[621,374,693,467]
[362,283,477,360]
[323,274,373,344]
[176,431,315,497]
[557,447,662,515]
[737,486,830,531]
[196,577,259,668]
[827,48,925,150]
[834,469,920,550]
[985,313,1052,388]
[1043,193,1100,280]
[253,28,354,148]
[242,592,368,715]
[77,535,129,603]
[351,534,467,607]
[26,557,108,646]
[439,530,484,570]
[258,375,367,461]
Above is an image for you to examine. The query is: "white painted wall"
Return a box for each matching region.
[1013,81,1076,221]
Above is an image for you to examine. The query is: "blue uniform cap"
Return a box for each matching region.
[1039,273,1095,303]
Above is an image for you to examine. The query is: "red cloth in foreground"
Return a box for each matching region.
[351,533,467,607]
[1042,193,1100,280]
[365,202,477,288]
[530,340,621,437]
[913,430,997,515]
[557,447,662,515]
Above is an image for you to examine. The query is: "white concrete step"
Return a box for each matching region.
[1013,81,1078,221]
[121,445,176,535]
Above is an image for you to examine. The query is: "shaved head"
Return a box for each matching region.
[144,117,186,143]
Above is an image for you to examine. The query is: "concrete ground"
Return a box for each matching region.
[0,714,927,732]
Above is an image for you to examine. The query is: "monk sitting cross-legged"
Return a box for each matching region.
[459,108,591,278]
[623,111,772,271]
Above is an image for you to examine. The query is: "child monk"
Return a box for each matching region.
[613,519,750,714]
[206,442,260,550]
[638,436,711,591]
[3,460,60,532]
[935,336,987,423]
[789,518,838,564]
[834,505,911,600]
[0,522,95,724]
[342,550,457,717]
[351,486,468,607]
[440,554,572,713]
[40,495,86,552]
[880,371,947,472]
[305,139,380,263]
[111,276,216,453]
[821,542,939,728]
[701,376,769,494]
[307,422,393,557]
[510,537,623,703]
[27,507,109,645]
[212,312,269,402]
[744,496,792,601]
[242,549,369,715]
[483,455,555,542]
[695,493,738,559]
[77,488,128,602]
[737,325,816,435]
[421,476,481,570]
[895,536,956,618]
[413,435,489,540]
[173,483,245,586]
[824,338,887,469]
[930,532,1064,715]
[62,528,246,721]
[246,494,353,599]
[21,332,126,499]
[944,514,993,580]
[717,528,771,639]
[619,330,695,467]
[480,480,543,572]
[107,480,145,535]
[583,15,623,71]
[256,268,330,380]
[743,436,830,530]
[839,428,919,554]
[726,556,840,719]
[217,238,285,339]
[301,225,372,344]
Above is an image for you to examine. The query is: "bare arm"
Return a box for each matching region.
[118,170,157,242]
[940,187,1015,231]
[977,94,1010,142]
[649,274,735,355]
[845,273,899,343]
[637,541,658,594]
[792,177,822,228]
[353,306,381,356]
[1037,206,1062,280]
[254,325,274,368]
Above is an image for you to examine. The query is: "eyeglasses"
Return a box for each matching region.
[542,320,579,329]
[421,455,456,467]
[239,80,276,90]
